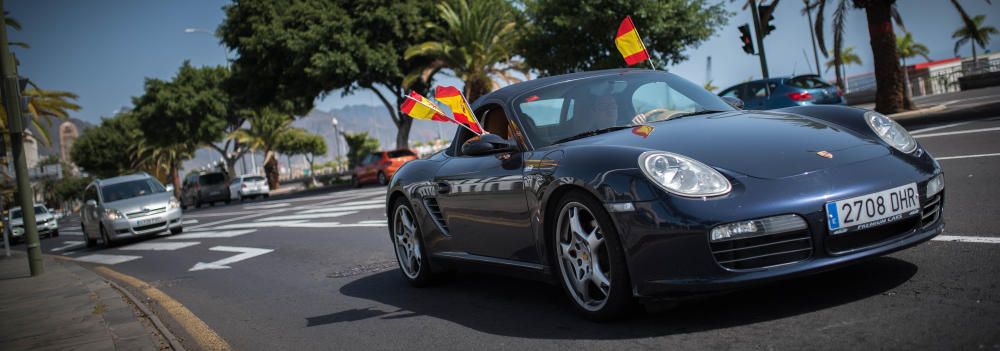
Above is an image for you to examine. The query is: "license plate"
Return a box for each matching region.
[136,218,161,226]
[826,183,920,234]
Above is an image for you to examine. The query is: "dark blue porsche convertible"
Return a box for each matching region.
[385,69,944,320]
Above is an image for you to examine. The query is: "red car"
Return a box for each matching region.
[352,149,418,186]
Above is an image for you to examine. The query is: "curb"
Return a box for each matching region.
[107,280,187,351]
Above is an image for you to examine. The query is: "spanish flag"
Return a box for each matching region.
[631,125,654,139]
[434,86,483,134]
[615,16,649,66]
[400,91,451,123]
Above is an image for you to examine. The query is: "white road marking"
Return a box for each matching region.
[935,152,1000,161]
[51,241,84,252]
[254,211,358,222]
[914,126,1000,138]
[933,235,1000,244]
[212,220,308,230]
[331,199,385,206]
[358,220,387,225]
[276,222,388,228]
[187,208,288,230]
[298,204,386,214]
[189,246,274,271]
[119,241,201,251]
[909,121,972,135]
[243,203,290,210]
[169,230,257,240]
[184,211,264,218]
[60,231,83,236]
[181,219,199,225]
[75,254,142,265]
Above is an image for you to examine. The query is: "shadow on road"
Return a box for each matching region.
[318,257,917,338]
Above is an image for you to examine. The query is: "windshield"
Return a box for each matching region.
[10,206,46,219]
[513,72,733,147]
[200,173,226,185]
[100,178,166,202]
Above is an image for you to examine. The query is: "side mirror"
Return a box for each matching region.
[165,184,175,193]
[722,96,744,110]
[462,133,515,156]
[85,200,97,207]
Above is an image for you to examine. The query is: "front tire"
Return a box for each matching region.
[390,198,435,287]
[553,191,634,321]
[84,225,97,248]
[170,226,183,235]
[100,225,115,247]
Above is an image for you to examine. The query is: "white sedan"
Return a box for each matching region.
[229,175,270,201]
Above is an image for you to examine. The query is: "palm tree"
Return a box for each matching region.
[952,14,998,70]
[227,108,294,190]
[404,0,527,102]
[129,138,193,197]
[824,46,862,90]
[896,31,930,99]
[813,0,913,113]
[0,88,81,145]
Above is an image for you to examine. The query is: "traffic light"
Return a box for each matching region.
[759,4,776,37]
[738,24,755,55]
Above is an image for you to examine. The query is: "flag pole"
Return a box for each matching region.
[633,19,656,70]
[405,95,482,136]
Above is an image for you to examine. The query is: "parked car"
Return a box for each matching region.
[352,149,418,187]
[6,204,58,244]
[181,171,231,208]
[229,174,270,201]
[81,172,183,247]
[386,68,943,320]
[718,74,845,110]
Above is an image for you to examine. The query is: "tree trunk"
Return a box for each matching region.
[971,43,977,70]
[263,150,280,190]
[863,0,914,113]
[464,74,492,104]
[169,161,181,199]
[902,57,911,99]
[395,116,412,150]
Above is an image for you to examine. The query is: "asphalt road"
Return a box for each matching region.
[16,106,1000,350]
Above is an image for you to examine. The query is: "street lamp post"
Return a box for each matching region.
[331,117,341,173]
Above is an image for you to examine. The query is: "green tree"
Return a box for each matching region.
[813,0,912,113]
[132,62,243,187]
[896,31,929,98]
[952,14,997,67]
[342,132,380,169]
[52,175,93,203]
[70,112,143,178]
[227,108,295,189]
[404,0,527,102]
[275,128,327,186]
[519,0,729,75]
[824,45,862,88]
[218,0,440,149]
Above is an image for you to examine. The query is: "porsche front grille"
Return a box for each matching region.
[423,198,449,234]
[920,194,942,228]
[710,229,813,270]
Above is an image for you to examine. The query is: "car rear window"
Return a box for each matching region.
[387,150,415,158]
[789,76,832,89]
[244,176,265,182]
[200,173,226,185]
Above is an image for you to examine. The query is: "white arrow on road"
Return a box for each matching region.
[51,241,84,252]
[189,246,274,272]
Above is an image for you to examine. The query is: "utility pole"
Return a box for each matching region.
[750,0,771,96]
[0,0,43,275]
[804,0,822,75]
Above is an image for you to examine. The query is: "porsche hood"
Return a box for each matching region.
[565,111,890,180]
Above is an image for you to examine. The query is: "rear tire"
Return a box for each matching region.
[52,230,59,238]
[390,197,436,287]
[378,172,388,185]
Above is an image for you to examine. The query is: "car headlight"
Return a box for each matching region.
[639,151,732,197]
[168,197,180,209]
[926,173,944,197]
[103,208,125,220]
[865,111,916,153]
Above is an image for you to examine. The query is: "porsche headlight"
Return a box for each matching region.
[103,208,124,220]
[865,111,917,153]
[639,151,732,197]
[168,197,180,209]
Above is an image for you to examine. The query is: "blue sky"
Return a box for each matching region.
[10,0,999,125]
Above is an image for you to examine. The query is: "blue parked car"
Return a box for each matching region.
[718,74,845,110]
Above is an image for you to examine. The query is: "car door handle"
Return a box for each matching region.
[437,182,451,194]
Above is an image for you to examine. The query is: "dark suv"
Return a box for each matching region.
[181,172,231,208]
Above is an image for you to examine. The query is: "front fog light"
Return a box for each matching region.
[926,173,944,197]
[710,214,808,242]
[168,197,180,209]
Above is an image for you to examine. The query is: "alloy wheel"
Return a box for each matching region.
[556,202,612,312]
[393,205,422,279]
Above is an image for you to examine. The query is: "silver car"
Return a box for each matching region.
[6,204,59,244]
[81,173,183,247]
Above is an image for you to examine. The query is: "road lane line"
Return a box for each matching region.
[933,235,1000,244]
[184,211,264,218]
[358,220,388,224]
[169,230,256,239]
[935,152,1000,161]
[75,254,142,265]
[188,191,383,230]
[242,202,290,210]
[181,219,199,225]
[914,126,1000,138]
[119,241,201,251]
[909,121,972,135]
[94,266,232,351]
[254,211,358,222]
[51,241,84,252]
[212,220,308,230]
[298,204,387,214]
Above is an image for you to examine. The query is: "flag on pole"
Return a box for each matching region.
[400,91,451,123]
[615,16,651,66]
[434,86,483,134]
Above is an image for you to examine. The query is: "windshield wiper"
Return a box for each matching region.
[553,126,631,144]
[663,110,727,121]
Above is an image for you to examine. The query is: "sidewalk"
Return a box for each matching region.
[0,252,163,350]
